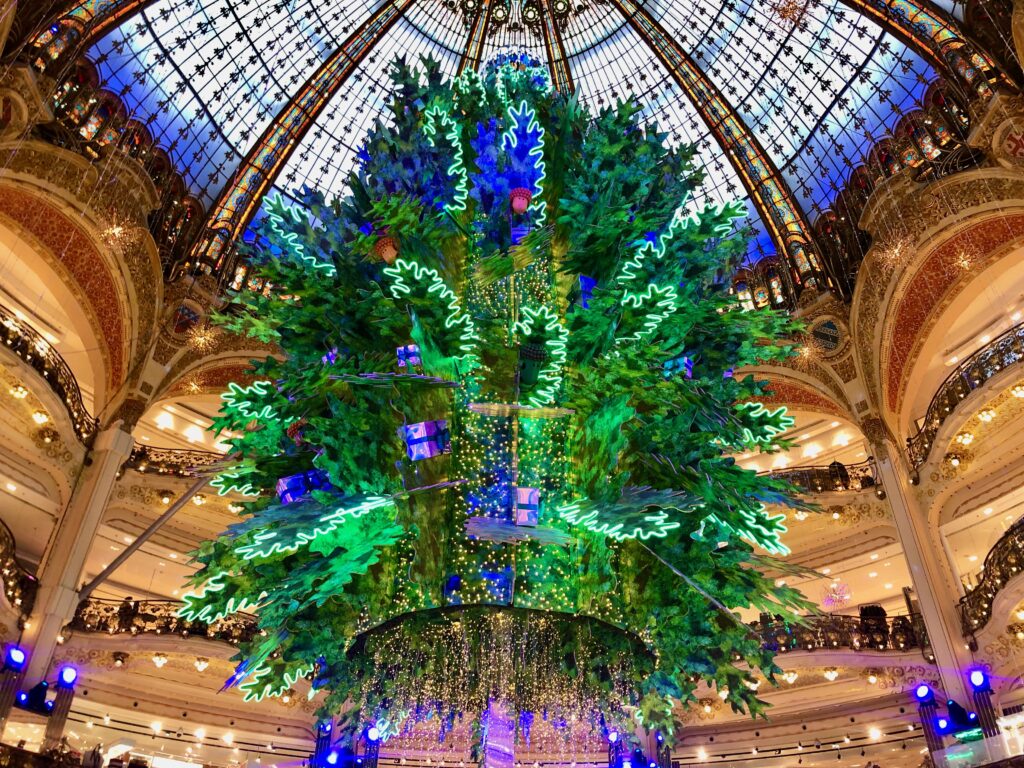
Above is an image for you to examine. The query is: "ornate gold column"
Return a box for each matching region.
[867,419,975,704]
[21,422,135,685]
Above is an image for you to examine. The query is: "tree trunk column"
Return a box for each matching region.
[874,438,974,704]
[22,424,134,685]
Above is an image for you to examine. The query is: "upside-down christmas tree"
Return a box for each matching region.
[182,54,814,755]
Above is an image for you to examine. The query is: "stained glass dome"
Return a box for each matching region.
[61,0,982,262]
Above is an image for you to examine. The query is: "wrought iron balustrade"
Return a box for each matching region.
[756,613,926,655]
[765,459,878,495]
[0,302,97,444]
[67,597,922,657]
[0,518,37,617]
[907,321,1024,469]
[68,598,259,646]
[958,517,1024,635]
[124,444,224,478]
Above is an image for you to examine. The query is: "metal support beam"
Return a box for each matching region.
[190,0,418,268]
[608,0,824,288]
[77,473,211,600]
[839,0,998,81]
[537,0,573,94]
[457,0,493,77]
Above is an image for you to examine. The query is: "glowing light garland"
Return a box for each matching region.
[210,469,261,497]
[618,283,679,344]
[240,662,315,703]
[736,402,795,445]
[556,502,682,541]
[423,105,468,213]
[502,100,547,227]
[267,195,338,277]
[178,571,257,624]
[383,258,481,369]
[235,495,394,560]
[513,305,567,407]
[221,381,279,421]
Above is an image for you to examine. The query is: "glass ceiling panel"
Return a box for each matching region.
[275,16,463,203]
[88,0,373,204]
[85,0,953,264]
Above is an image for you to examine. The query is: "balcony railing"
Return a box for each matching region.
[765,459,879,495]
[0,518,37,617]
[756,612,929,656]
[958,517,1024,635]
[124,444,224,478]
[68,598,259,646]
[907,321,1024,469]
[66,597,924,659]
[0,303,97,444]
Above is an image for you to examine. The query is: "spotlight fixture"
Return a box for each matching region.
[968,669,989,691]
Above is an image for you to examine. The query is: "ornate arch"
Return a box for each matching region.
[0,184,127,399]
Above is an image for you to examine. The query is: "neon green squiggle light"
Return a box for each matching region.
[221,380,279,421]
[701,505,790,556]
[240,663,315,703]
[736,402,794,445]
[267,195,338,277]
[177,571,257,624]
[502,100,547,227]
[617,283,679,344]
[423,105,468,213]
[383,258,480,368]
[235,495,394,561]
[556,502,681,541]
[514,305,567,407]
[210,470,261,497]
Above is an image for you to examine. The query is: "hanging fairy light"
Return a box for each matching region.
[186,322,219,353]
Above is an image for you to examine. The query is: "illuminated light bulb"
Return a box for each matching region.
[869,727,882,741]
[32,411,49,425]
[697,748,707,761]
[718,687,729,700]
[155,411,173,430]
[867,672,878,684]
[824,668,839,681]
[1013,385,1024,399]
[192,494,206,506]
[955,433,973,446]
[222,732,234,746]
[152,654,167,668]
[151,721,163,734]
[194,728,205,741]
[9,385,28,399]
[194,657,209,672]
[978,409,996,423]
[783,671,798,684]
[184,425,205,443]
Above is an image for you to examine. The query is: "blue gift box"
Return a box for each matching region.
[515,486,539,527]
[399,419,450,461]
[397,344,421,369]
[276,470,331,505]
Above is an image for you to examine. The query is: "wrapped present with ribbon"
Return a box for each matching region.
[276,469,331,505]
[396,343,421,369]
[515,486,540,527]
[399,419,450,461]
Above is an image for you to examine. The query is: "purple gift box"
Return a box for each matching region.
[515,486,539,527]
[397,343,421,369]
[276,469,331,505]
[399,419,450,461]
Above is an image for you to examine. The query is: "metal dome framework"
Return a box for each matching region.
[25,0,1006,299]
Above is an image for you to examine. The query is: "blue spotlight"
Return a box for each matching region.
[969,670,989,691]
[608,731,619,744]
[57,665,77,688]
[367,726,380,743]
[937,717,950,733]
[5,646,26,671]
[320,722,332,734]
[326,752,338,766]
[15,691,26,705]
[914,684,932,702]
